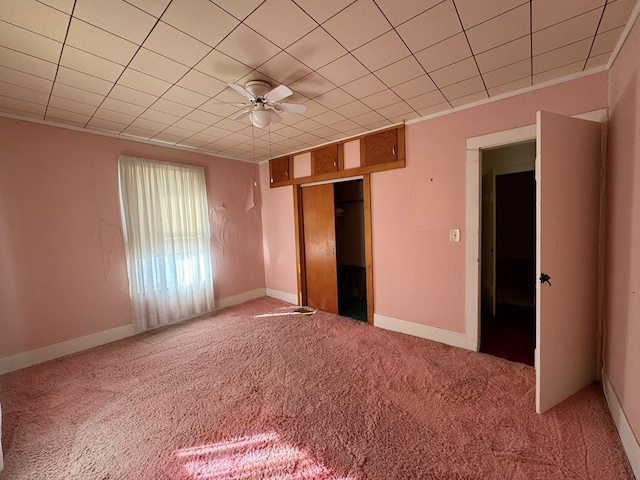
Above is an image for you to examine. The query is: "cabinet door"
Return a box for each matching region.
[361,128,397,166]
[312,144,340,175]
[270,156,291,185]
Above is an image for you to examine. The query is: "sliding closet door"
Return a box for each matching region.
[302,184,338,313]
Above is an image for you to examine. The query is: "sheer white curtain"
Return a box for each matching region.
[118,156,214,331]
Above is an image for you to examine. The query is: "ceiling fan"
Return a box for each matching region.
[228,80,306,128]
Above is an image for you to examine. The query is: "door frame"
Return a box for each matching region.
[464,109,608,351]
[294,174,374,324]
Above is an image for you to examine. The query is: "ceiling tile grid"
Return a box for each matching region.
[0,0,637,161]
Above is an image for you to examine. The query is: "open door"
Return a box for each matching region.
[302,183,338,313]
[536,111,602,414]
[481,169,496,317]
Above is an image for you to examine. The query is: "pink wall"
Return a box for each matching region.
[372,72,609,331]
[0,118,265,358]
[259,162,298,297]
[605,14,640,444]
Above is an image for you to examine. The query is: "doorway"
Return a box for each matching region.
[480,142,536,365]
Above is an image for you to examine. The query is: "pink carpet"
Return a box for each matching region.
[0,297,633,479]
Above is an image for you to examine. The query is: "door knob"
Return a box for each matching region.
[540,273,551,286]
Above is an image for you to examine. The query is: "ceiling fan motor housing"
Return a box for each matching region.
[245,80,272,100]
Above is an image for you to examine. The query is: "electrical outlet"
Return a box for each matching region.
[450,228,460,243]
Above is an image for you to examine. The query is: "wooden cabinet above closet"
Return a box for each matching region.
[268,125,405,187]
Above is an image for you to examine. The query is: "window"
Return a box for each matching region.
[118,156,214,330]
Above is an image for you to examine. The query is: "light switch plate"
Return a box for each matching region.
[450,228,460,242]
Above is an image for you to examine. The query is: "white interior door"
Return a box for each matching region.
[481,169,496,317]
[535,111,602,414]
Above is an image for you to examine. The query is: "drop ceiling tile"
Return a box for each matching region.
[415,33,472,73]
[286,27,349,71]
[533,38,591,74]
[0,0,70,42]
[374,56,425,88]
[121,125,158,139]
[0,46,57,79]
[45,108,91,125]
[293,0,353,24]
[312,109,347,126]
[440,75,485,100]
[533,60,584,84]
[375,0,442,27]
[176,137,210,149]
[332,118,362,132]
[533,8,603,55]
[216,24,280,69]
[532,0,606,32]
[59,45,125,81]
[93,107,136,125]
[143,22,211,67]
[487,76,532,96]
[150,98,193,117]
[194,49,253,84]
[481,58,531,88]
[454,0,528,29]
[186,132,223,144]
[294,118,325,132]
[256,51,313,86]
[0,21,62,63]
[74,0,155,44]
[474,36,530,73]
[376,100,414,119]
[342,74,387,99]
[245,0,316,49]
[129,116,168,132]
[334,100,372,117]
[185,108,225,125]
[312,126,341,139]
[118,68,171,96]
[66,19,138,65]
[161,85,208,108]
[0,97,46,116]
[109,84,158,107]
[201,124,234,138]
[466,3,530,54]
[199,100,243,117]
[163,0,238,47]
[585,51,611,69]
[0,66,52,92]
[449,90,488,107]
[51,83,105,106]
[172,117,207,132]
[86,117,128,133]
[140,108,180,125]
[353,31,411,72]
[600,0,637,31]
[289,72,336,99]
[307,88,355,110]
[392,74,437,100]
[129,48,190,83]
[316,54,368,87]
[396,1,462,52]
[361,89,403,109]
[48,95,97,115]
[430,58,480,88]
[177,70,228,97]
[322,0,392,51]
[300,99,330,118]
[101,97,146,116]
[38,0,74,14]
[590,26,625,57]
[56,66,115,95]
[405,89,447,110]
[151,132,184,145]
[125,0,171,17]
[387,111,421,123]
[161,125,198,138]
[352,110,388,128]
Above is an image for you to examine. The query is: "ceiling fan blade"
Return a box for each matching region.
[270,110,283,124]
[274,102,306,114]
[264,85,292,103]
[228,83,255,101]
[231,108,252,120]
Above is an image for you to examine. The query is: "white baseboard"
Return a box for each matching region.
[266,288,298,305]
[603,373,640,478]
[374,313,468,349]
[0,288,268,375]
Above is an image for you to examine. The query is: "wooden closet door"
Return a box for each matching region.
[302,184,338,313]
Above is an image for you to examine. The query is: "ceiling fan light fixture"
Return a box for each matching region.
[250,104,272,128]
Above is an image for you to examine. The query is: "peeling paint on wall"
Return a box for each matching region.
[210,205,228,256]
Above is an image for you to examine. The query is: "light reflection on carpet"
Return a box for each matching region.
[174,432,353,479]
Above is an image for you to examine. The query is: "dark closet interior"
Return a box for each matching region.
[334,180,367,322]
[481,170,536,365]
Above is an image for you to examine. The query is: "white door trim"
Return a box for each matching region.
[464,108,607,351]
